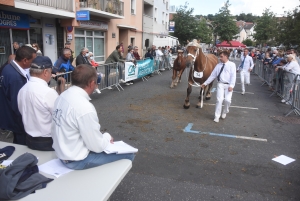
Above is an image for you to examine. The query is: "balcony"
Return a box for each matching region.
[14,0,74,18]
[144,0,154,6]
[79,0,124,19]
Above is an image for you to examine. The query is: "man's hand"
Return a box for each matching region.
[228,87,233,92]
[275,67,278,72]
[110,137,114,144]
[201,84,206,89]
[248,68,252,72]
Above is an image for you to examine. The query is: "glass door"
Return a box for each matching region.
[0,29,11,66]
[12,29,29,48]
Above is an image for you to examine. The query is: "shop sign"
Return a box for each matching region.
[79,20,108,30]
[76,11,90,21]
[0,10,29,29]
[169,21,175,32]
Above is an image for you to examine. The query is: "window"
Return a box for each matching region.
[163,0,165,3]
[162,20,164,25]
[131,0,136,14]
[166,1,168,10]
[75,29,105,62]
[155,8,157,20]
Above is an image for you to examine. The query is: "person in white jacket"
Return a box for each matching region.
[155,47,164,71]
[237,49,254,95]
[51,64,135,170]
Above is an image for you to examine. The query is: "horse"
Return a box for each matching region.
[170,50,187,88]
[183,41,218,109]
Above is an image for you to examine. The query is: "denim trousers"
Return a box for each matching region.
[61,151,135,170]
[97,74,101,84]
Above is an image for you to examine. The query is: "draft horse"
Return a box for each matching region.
[170,50,187,88]
[183,42,218,109]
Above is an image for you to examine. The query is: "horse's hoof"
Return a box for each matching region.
[183,104,190,109]
[196,105,202,109]
[205,97,211,100]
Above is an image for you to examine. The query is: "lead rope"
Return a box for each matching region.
[188,50,208,87]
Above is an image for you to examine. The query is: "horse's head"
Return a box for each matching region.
[186,41,201,67]
[177,50,184,65]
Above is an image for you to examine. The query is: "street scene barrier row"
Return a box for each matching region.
[254,60,300,116]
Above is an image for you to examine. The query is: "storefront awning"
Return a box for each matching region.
[117,24,136,30]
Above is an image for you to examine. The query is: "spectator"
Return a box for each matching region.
[63,42,74,63]
[263,52,272,65]
[53,48,74,94]
[128,43,133,49]
[13,42,19,54]
[51,64,135,170]
[271,51,283,67]
[256,50,263,60]
[0,54,15,69]
[125,47,135,85]
[156,47,164,71]
[104,45,125,89]
[88,52,102,94]
[144,48,153,60]
[0,46,36,145]
[76,47,91,66]
[17,56,58,151]
[151,45,156,58]
[32,43,43,56]
[133,46,141,60]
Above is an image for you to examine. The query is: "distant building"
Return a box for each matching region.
[234,20,255,43]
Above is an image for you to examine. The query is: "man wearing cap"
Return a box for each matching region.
[0,46,36,145]
[237,48,254,95]
[17,56,58,151]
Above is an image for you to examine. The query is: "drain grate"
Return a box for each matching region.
[272,116,300,124]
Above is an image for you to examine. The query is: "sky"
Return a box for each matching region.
[169,0,299,16]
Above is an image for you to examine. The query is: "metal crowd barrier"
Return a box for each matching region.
[254,60,300,116]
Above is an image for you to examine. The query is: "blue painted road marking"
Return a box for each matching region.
[183,123,267,142]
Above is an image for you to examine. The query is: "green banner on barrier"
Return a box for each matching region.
[124,59,154,82]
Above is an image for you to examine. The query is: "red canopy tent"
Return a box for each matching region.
[216,41,246,48]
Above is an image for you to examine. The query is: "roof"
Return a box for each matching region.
[244,23,254,30]
[216,41,246,48]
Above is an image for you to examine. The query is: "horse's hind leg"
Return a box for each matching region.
[183,84,192,109]
[205,83,214,100]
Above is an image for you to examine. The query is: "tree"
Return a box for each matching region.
[236,13,259,22]
[242,39,253,46]
[212,0,239,43]
[172,2,199,45]
[253,8,277,47]
[196,18,213,44]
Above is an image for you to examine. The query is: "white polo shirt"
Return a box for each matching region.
[13,60,30,81]
[51,86,112,161]
[17,77,59,137]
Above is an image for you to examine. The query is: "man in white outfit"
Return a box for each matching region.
[238,49,254,95]
[201,50,236,123]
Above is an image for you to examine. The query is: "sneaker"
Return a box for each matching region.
[221,113,226,119]
[213,117,219,123]
[125,82,131,86]
[285,101,291,105]
[130,81,134,85]
[119,79,126,83]
[281,99,286,103]
[95,88,101,94]
[160,68,165,71]
[241,91,245,95]
[107,86,113,90]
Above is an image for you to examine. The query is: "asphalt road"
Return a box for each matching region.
[1,59,299,200]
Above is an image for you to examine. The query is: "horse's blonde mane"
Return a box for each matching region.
[187,39,201,48]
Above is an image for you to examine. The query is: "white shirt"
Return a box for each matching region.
[51,86,112,160]
[13,60,30,81]
[282,61,300,75]
[17,77,58,137]
[204,60,237,88]
[239,55,254,71]
[155,49,163,60]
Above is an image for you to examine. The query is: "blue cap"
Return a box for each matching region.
[30,56,53,69]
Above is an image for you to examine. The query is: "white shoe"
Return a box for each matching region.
[119,79,126,83]
[95,88,101,94]
[130,81,134,85]
[221,113,226,119]
[160,68,165,71]
[213,117,219,123]
[241,91,245,95]
[281,99,286,103]
[107,86,113,90]
[125,82,131,86]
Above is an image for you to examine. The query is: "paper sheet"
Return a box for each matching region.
[1,160,13,167]
[272,155,295,165]
[39,159,74,178]
[104,141,138,154]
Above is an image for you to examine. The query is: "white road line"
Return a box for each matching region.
[204,103,258,110]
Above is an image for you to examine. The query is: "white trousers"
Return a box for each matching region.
[215,83,233,118]
[240,70,250,92]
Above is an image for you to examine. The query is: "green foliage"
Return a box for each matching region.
[242,39,253,46]
[276,6,300,49]
[236,13,259,22]
[196,18,213,44]
[172,2,199,45]
[253,8,277,46]
[212,0,239,43]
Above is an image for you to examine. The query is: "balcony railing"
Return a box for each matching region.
[17,0,74,12]
[79,0,124,16]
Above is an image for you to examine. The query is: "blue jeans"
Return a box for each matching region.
[61,151,135,170]
[97,74,101,84]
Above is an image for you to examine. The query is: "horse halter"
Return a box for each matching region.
[187,47,199,62]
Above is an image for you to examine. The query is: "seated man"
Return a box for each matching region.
[76,47,91,66]
[17,56,58,151]
[51,64,135,170]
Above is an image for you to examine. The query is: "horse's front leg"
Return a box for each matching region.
[184,84,192,109]
[170,70,177,88]
[196,87,204,108]
[177,67,186,84]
